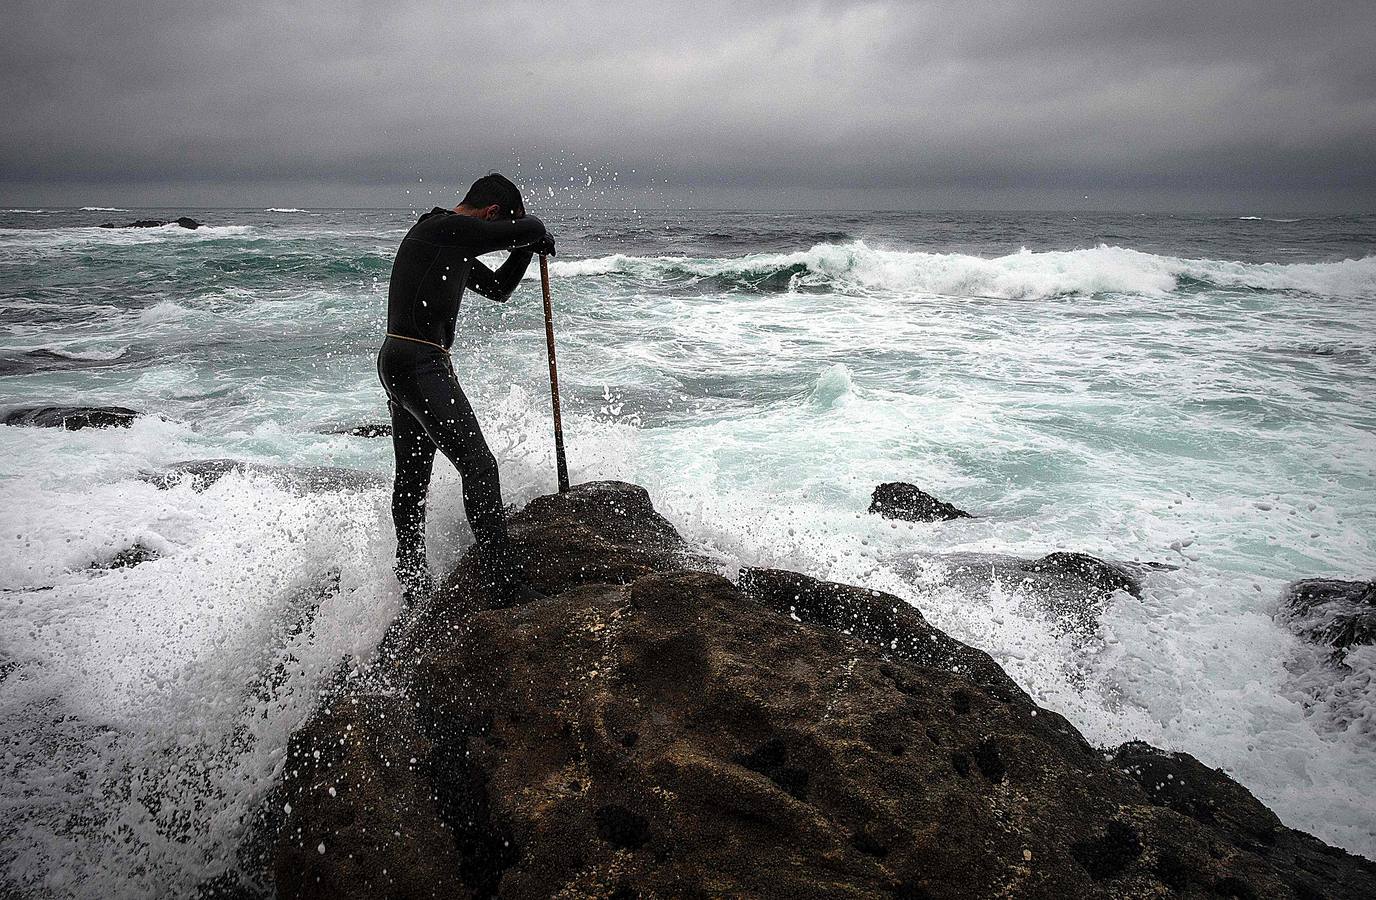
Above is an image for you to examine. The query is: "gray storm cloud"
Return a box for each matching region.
[1,0,1372,210]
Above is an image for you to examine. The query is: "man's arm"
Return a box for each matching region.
[432,213,547,255]
[467,250,534,302]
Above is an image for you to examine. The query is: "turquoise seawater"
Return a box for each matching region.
[1,207,1374,896]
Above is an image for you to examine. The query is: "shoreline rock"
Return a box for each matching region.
[269,481,1376,898]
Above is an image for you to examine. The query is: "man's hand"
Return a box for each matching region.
[528,232,556,256]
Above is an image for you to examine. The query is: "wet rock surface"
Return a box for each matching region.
[1280,577,1376,657]
[2,405,142,429]
[273,481,1376,899]
[869,481,972,521]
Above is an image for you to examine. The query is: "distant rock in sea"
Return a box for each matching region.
[869,481,972,521]
[265,481,1376,899]
[99,216,202,229]
[2,405,141,429]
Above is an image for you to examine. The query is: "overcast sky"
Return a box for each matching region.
[2,1,1373,211]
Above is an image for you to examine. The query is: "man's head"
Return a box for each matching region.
[456,173,525,221]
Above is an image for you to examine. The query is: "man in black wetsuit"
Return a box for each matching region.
[377,173,554,602]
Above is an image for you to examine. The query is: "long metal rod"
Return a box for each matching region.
[539,254,571,493]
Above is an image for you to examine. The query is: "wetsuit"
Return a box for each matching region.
[376,207,548,589]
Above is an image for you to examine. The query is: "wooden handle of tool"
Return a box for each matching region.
[540,254,571,493]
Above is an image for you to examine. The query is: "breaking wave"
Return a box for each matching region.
[545,242,1376,301]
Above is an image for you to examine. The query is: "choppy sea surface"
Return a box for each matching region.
[1,206,1373,896]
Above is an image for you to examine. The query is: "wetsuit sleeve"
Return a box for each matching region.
[467,250,534,302]
[430,214,547,255]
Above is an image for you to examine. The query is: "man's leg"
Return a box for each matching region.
[388,398,437,595]
[390,358,535,601]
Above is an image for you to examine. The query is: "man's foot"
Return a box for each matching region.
[491,576,546,608]
[473,537,545,607]
[395,560,435,604]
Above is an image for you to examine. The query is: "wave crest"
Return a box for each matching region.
[544,241,1376,300]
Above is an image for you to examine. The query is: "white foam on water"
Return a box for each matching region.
[538,241,1376,300]
[0,419,406,897]
[79,207,129,212]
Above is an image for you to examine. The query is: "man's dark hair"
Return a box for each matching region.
[461,173,524,219]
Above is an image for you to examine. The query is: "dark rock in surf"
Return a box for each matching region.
[0,348,139,377]
[272,480,1376,899]
[900,550,1167,638]
[319,422,392,438]
[1029,551,1142,599]
[99,216,202,229]
[90,543,159,570]
[142,458,385,493]
[869,481,972,522]
[1280,577,1376,656]
[2,405,141,429]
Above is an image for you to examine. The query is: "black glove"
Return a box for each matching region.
[527,232,556,256]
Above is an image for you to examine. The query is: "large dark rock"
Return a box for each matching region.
[2,405,141,429]
[141,459,384,493]
[1280,577,1376,658]
[99,216,202,229]
[272,482,1376,899]
[869,481,972,522]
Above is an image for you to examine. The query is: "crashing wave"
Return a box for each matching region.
[542,241,1376,301]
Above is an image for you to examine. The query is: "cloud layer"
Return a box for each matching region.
[2,1,1373,210]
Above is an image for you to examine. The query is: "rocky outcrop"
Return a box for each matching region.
[2,405,141,429]
[1280,577,1376,658]
[272,482,1376,899]
[99,216,202,229]
[142,459,385,493]
[869,481,972,522]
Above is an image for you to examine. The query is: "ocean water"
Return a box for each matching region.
[1,206,1373,896]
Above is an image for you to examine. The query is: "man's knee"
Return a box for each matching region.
[459,445,498,480]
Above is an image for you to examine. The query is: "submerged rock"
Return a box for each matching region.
[99,216,202,229]
[1280,577,1376,657]
[2,405,141,429]
[900,550,1168,637]
[89,542,159,570]
[272,481,1375,899]
[141,459,384,493]
[869,481,972,521]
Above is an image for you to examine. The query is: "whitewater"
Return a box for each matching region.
[0,207,1373,897]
